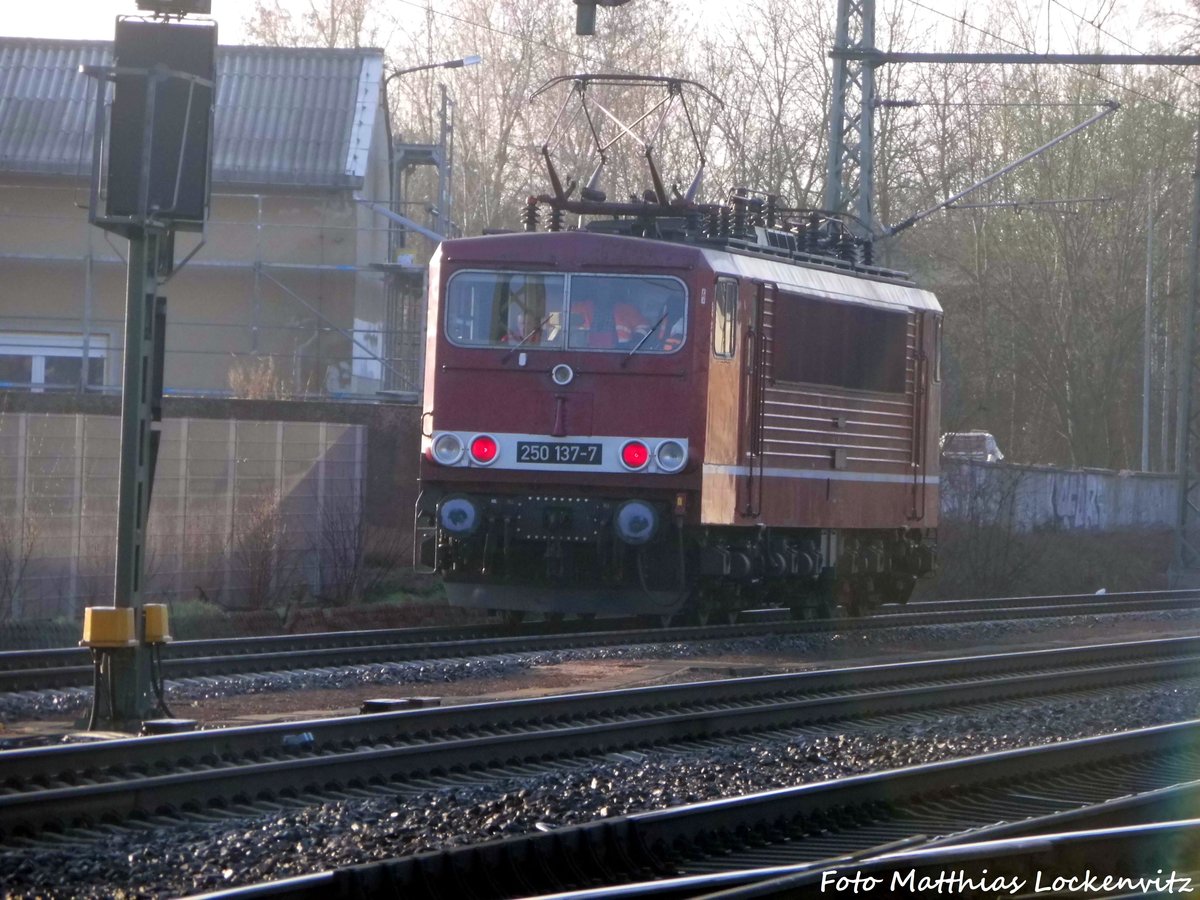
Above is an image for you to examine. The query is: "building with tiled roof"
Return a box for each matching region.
[0,36,415,398]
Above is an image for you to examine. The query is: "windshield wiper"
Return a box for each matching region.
[622,312,670,366]
[501,314,554,362]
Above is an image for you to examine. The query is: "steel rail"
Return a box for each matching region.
[1,588,1197,693]
[485,808,1200,898]
[3,635,1200,843]
[201,719,1200,899]
[744,819,1200,900]
[541,779,1200,898]
[6,632,1195,789]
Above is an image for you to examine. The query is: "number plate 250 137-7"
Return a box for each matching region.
[516,441,603,465]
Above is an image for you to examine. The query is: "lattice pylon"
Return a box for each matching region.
[824,0,876,238]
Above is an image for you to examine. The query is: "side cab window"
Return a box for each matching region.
[713,278,738,359]
[934,314,943,383]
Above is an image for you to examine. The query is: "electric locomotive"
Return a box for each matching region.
[415,76,940,621]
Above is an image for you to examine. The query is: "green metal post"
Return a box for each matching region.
[108,227,165,725]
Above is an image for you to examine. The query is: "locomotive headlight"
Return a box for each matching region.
[619,440,650,470]
[439,495,480,535]
[431,432,465,465]
[469,434,499,465]
[614,500,658,544]
[655,439,687,473]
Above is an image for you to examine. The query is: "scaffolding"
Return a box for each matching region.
[0,185,434,401]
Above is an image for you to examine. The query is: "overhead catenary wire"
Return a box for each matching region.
[1047,0,1200,92]
[885,98,1120,236]
[384,0,794,140]
[946,195,1113,210]
[902,0,1196,115]
[879,98,1118,107]
[386,0,1194,169]
[383,0,1196,225]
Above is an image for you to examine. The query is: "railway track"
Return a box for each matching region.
[208,718,1200,900]
[690,816,1200,900]
[1,588,1196,693]
[3,635,1200,849]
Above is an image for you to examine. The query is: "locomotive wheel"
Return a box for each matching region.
[794,593,836,620]
[802,567,838,620]
[784,583,833,620]
[673,587,707,625]
[696,580,740,623]
[635,613,675,628]
[837,576,865,617]
[889,573,918,606]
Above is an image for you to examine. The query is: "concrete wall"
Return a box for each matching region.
[0,409,366,619]
[5,391,1180,621]
[941,459,1178,532]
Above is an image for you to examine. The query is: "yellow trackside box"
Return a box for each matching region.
[143,604,172,644]
[81,607,137,648]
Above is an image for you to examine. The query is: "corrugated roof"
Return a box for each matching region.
[0,37,385,189]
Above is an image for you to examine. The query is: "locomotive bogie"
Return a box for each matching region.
[418,476,935,617]
[417,485,688,615]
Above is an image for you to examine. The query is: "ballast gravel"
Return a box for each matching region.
[2,608,1198,722]
[5,677,1200,897]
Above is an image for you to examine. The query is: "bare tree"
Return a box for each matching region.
[229,490,303,610]
[244,0,383,48]
[936,460,1034,598]
[888,5,1194,470]
[697,0,833,205]
[316,488,365,605]
[243,0,1199,474]
[315,487,410,605]
[388,0,699,235]
[0,515,36,623]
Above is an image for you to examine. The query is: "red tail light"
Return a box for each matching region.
[620,440,650,470]
[470,434,499,464]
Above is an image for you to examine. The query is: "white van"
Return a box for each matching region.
[941,431,1004,463]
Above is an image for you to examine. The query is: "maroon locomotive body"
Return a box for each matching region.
[416,221,941,621]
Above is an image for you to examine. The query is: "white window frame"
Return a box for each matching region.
[0,332,108,391]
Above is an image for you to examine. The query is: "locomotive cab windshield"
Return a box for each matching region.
[445,270,686,354]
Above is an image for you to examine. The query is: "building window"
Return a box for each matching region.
[0,355,33,385]
[0,333,107,391]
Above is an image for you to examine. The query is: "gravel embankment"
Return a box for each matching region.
[2,609,1196,722]
[4,675,1200,897]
